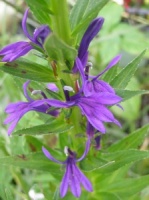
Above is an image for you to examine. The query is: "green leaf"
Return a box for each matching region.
[115,89,149,102]
[110,50,146,89]
[13,118,73,136]
[0,152,62,174]
[99,150,149,173]
[104,175,149,198]
[96,192,121,200]
[44,34,77,67]
[81,149,149,173]
[70,0,109,36]
[0,58,56,82]
[25,0,52,26]
[5,188,14,200]
[53,187,60,200]
[103,65,118,83]
[0,185,6,200]
[108,124,149,152]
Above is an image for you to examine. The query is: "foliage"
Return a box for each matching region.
[0,0,149,199]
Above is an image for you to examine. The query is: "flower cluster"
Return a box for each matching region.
[1,9,122,198]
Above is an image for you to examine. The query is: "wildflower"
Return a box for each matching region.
[4,81,59,135]
[30,86,122,134]
[76,56,121,97]
[0,9,50,62]
[73,17,104,72]
[42,139,93,198]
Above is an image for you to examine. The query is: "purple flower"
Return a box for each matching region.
[42,139,93,198]
[76,56,121,97]
[73,17,104,73]
[86,122,101,150]
[75,93,121,133]
[30,86,122,134]
[0,9,50,62]
[5,81,121,135]
[4,81,59,135]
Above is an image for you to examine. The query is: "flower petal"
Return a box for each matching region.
[91,93,122,105]
[47,83,59,92]
[60,164,70,198]
[94,54,121,80]
[33,25,50,46]
[77,100,106,133]
[22,8,34,42]
[70,164,81,198]
[23,81,33,101]
[93,80,115,93]
[78,17,104,60]
[2,43,33,62]
[7,119,20,136]
[42,147,64,164]
[74,165,93,192]
[77,138,90,162]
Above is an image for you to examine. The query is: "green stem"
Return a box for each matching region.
[50,0,71,44]
[71,107,83,134]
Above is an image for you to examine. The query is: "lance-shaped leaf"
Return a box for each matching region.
[115,89,149,102]
[25,0,52,26]
[70,0,109,38]
[0,58,56,82]
[80,149,149,173]
[13,118,73,136]
[108,124,149,152]
[103,64,118,83]
[96,192,121,200]
[110,50,146,89]
[101,175,149,198]
[0,152,62,174]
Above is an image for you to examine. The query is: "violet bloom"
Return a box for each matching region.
[4,81,59,135]
[73,17,104,73]
[30,85,122,134]
[0,9,50,62]
[5,86,121,135]
[76,56,121,97]
[42,139,93,198]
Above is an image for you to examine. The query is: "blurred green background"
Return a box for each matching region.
[0,0,149,199]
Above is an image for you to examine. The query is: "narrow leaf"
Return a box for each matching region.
[105,175,149,198]
[13,118,73,136]
[25,0,52,26]
[96,192,121,200]
[115,89,149,102]
[110,50,146,89]
[98,150,149,173]
[81,149,149,173]
[108,124,149,152]
[0,58,56,82]
[70,0,109,37]
[0,152,62,174]
[103,65,118,83]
